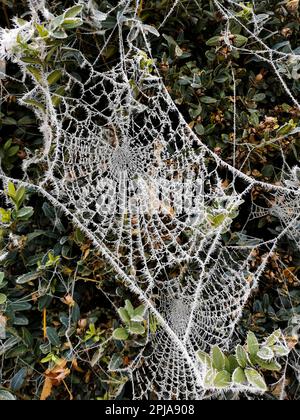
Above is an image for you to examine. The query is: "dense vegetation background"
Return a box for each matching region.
[0,0,299,400]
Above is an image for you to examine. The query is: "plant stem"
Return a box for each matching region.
[138,0,143,16]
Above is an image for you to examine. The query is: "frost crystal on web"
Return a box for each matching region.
[0,0,299,399]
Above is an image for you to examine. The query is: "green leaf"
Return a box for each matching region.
[128,322,145,335]
[10,368,27,391]
[277,122,295,136]
[125,300,134,317]
[247,332,259,357]
[16,207,34,221]
[51,29,68,39]
[27,66,42,82]
[45,46,59,63]
[52,87,65,107]
[35,23,49,38]
[262,165,274,177]
[162,34,177,46]
[213,370,231,389]
[208,213,227,228]
[113,328,129,341]
[16,18,28,26]
[206,36,222,47]
[5,345,28,359]
[252,93,266,102]
[197,351,212,368]
[109,354,123,370]
[118,308,130,324]
[0,294,7,305]
[204,369,216,387]
[7,145,19,157]
[132,305,145,322]
[0,390,16,400]
[2,117,17,126]
[8,181,16,199]
[228,355,239,373]
[46,327,61,347]
[18,116,35,126]
[62,18,83,30]
[224,355,231,373]
[41,352,59,364]
[245,368,267,392]
[90,345,105,367]
[175,44,183,57]
[211,346,226,371]
[257,346,274,361]
[0,337,21,357]
[195,123,205,136]
[142,24,160,37]
[14,315,29,326]
[10,301,32,311]
[51,15,65,29]
[0,272,4,284]
[0,208,12,223]
[47,70,63,86]
[149,313,158,334]
[3,139,12,151]
[233,35,248,47]
[15,187,26,208]
[21,56,42,65]
[23,99,45,112]
[273,345,290,357]
[249,112,260,127]
[266,330,282,347]
[255,358,282,372]
[232,367,247,385]
[200,96,218,104]
[16,271,41,285]
[74,228,85,244]
[133,304,145,317]
[64,5,83,18]
[236,345,248,368]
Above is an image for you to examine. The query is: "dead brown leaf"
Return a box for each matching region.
[62,294,75,307]
[40,359,71,401]
[40,377,53,401]
[287,0,299,13]
[72,358,84,373]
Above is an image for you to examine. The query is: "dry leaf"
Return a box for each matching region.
[286,336,299,350]
[287,0,299,13]
[62,294,75,307]
[271,378,289,399]
[40,359,70,401]
[72,358,84,373]
[40,377,53,401]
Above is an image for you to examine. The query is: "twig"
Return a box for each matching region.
[43,308,47,340]
[62,379,74,401]
[138,0,143,17]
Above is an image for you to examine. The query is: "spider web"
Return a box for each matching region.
[0,0,299,399]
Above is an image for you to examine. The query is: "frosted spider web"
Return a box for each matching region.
[0,0,299,400]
